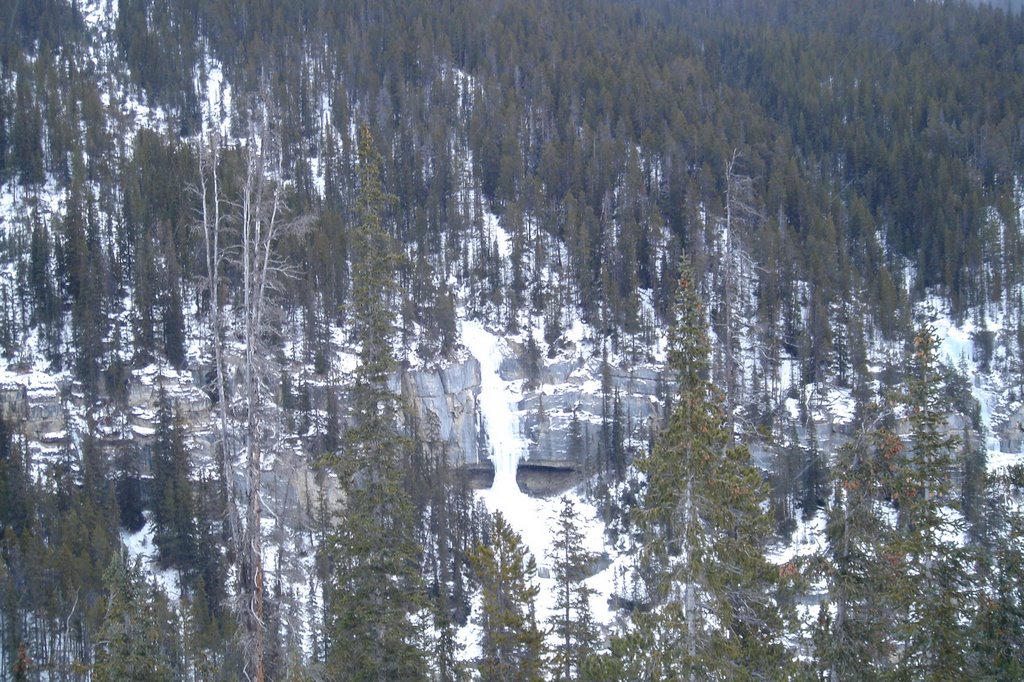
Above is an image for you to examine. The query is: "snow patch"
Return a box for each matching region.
[121,517,182,602]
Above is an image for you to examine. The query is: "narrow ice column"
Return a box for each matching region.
[461,320,528,491]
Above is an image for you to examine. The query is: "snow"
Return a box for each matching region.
[459,318,628,655]
[988,449,1022,472]
[79,0,118,34]
[121,517,182,602]
[203,61,233,139]
[767,510,830,646]
[766,510,828,566]
[1,18,1020,671]
[921,297,1021,472]
[461,320,528,485]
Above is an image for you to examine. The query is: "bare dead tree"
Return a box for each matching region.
[235,96,313,682]
[722,149,763,442]
[196,130,241,557]
[197,94,311,682]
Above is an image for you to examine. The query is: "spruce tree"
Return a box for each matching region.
[11,67,44,186]
[0,417,32,538]
[628,258,790,680]
[151,386,198,572]
[816,424,901,679]
[548,497,598,681]
[470,512,545,682]
[324,125,428,681]
[968,465,1024,678]
[801,421,826,520]
[160,229,186,370]
[93,551,176,682]
[890,326,972,681]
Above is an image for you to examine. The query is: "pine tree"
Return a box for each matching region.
[816,423,902,679]
[132,232,158,365]
[93,551,176,682]
[968,465,1024,678]
[470,512,545,682]
[0,417,32,538]
[324,125,428,681]
[28,221,56,330]
[12,643,30,682]
[801,421,826,520]
[960,432,988,544]
[628,257,790,680]
[160,227,186,370]
[11,67,44,186]
[889,326,973,681]
[770,425,803,536]
[151,386,198,573]
[567,407,587,487]
[548,497,598,681]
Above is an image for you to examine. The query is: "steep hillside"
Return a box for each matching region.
[1,0,1024,679]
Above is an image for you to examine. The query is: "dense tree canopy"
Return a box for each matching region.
[1,0,1023,678]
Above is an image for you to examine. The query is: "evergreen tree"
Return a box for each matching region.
[627,258,790,680]
[132,231,158,365]
[11,67,44,186]
[548,497,598,681]
[470,512,545,682]
[28,221,57,331]
[567,407,587,488]
[12,643,30,682]
[816,423,902,679]
[801,421,826,520]
[770,425,803,537]
[115,447,146,533]
[151,386,198,572]
[960,431,988,544]
[324,125,428,681]
[889,326,973,681]
[968,465,1024,678]
[93,551,176,682]
[160,228,186,370]
[0,418,32,538]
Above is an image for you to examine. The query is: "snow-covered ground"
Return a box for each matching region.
[121,516,182,602]
[923,297,1023,474]
[458,319,628,659]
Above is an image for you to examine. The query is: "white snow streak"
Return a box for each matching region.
[460,319,627,656]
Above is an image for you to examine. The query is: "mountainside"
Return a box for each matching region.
[1,0,1024,679]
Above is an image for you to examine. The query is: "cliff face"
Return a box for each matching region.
[402,358,483,468]
[464,334,668,495]
[5,333,989,501]
[0,335,669,496]
[0,375,65,442]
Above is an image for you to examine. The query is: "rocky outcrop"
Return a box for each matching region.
[493,339,667,495]
[518,364,663,466]
[0,376,65,440]
[402,357,483,468]
[0,364,215,479]
[995,404,1024,453]
[516,462,582,496]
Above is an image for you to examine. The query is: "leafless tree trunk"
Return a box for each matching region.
[236,97,312,682]
[682,477,697,682]
[198,131,241,555]
[197,94,310,682]
[723,150,762,442]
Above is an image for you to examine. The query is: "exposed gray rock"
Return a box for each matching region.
[0,379,64,440]
[516,462,585,496]
[995,404,1024,453]
[402,357,482,467]
[457,341,671,495]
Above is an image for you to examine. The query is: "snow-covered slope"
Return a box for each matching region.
[458,319,631,657]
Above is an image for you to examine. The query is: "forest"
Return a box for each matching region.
[1,0,1024,679]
